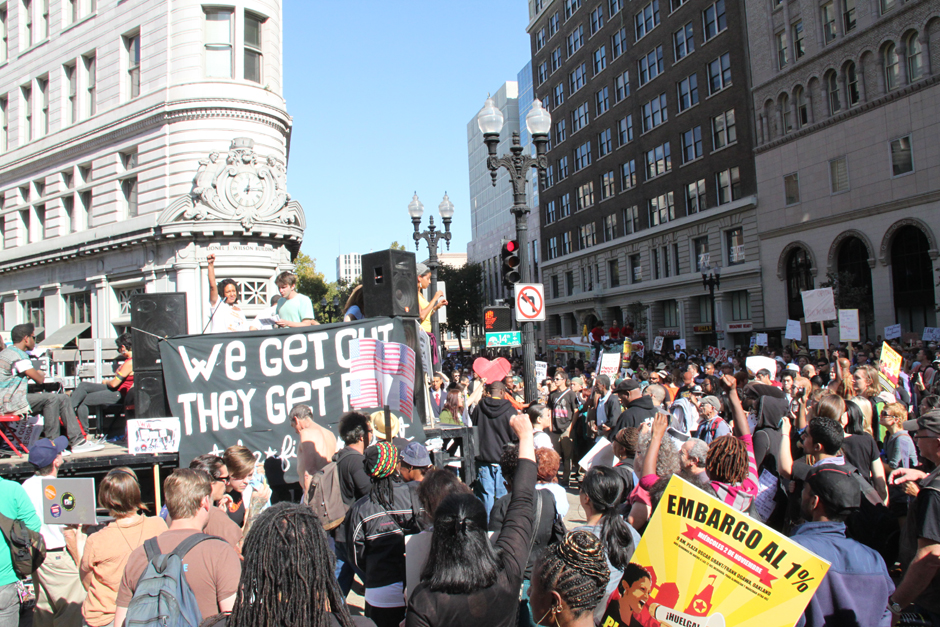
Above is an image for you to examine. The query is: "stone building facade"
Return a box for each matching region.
[0,0,304,343]
[745,0,940,340]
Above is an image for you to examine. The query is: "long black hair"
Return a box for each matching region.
[420,493,500,594]
[581,466,635,571]
[227,502,353,627]
[845,400,867,436]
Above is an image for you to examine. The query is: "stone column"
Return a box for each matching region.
[837,74,848,112]
[806,89,816,124]
[714,293,728,350]
[896,44,909,87]
[677,297,690,346]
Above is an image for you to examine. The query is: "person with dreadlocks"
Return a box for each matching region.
[528,531,610,627]
[347,440,424,627]
[214,502,371,627]
[705,373,759,512]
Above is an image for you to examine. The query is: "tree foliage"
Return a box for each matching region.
[389,241,408,251]
[293,252,329,305]
[438,263,484,353]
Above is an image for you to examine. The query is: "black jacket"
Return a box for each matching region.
[333,446,372,539]
[613,395,658,433]
[473,397,518,463]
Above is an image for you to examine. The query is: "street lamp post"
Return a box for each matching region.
[409,193,454,345]
[476,96,551,403]
[702,265,721,348]
[319,296,341,323]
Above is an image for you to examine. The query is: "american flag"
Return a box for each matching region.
[348,338,416,420]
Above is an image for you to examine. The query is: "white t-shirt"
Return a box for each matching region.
[533,430,553,450]
[537,482,570,519]
[22,475,65,549]
[208,300,248,334]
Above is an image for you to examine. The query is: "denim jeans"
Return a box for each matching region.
[473,463,506,519]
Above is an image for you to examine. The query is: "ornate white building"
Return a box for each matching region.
[0,0,304,342]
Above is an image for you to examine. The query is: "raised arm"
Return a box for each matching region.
[207,253,220,305]
[642,412,669,479]
[721,374,749,437]
[777,413,794,481]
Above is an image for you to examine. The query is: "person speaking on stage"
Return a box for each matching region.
[206,253,248,333]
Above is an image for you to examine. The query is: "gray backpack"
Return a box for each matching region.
[124,533,216,627]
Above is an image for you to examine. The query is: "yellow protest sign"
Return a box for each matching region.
[878,341,902,392]
[601,476,829,627]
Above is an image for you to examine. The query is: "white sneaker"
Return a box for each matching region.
[71,440,104,454]
[61,449,72,456]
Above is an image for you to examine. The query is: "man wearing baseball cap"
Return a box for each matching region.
[696,395,730,443]
[21,437,84,627]
[400,442,432,483]
[887,410,940,623]
[790,464,894,627]
[612,379,657,432]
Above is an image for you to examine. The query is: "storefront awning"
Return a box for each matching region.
[38,323,91,348]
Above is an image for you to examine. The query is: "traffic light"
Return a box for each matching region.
[501,238,521,287]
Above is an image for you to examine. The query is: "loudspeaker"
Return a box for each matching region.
[131,293,188,370]
[133,368,168,419]
[361,250,418,318]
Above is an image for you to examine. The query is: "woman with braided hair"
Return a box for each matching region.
[528,531,610,627]
[347,440,424,627]
[704,374,759,512]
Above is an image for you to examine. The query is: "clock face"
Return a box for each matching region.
[229,172,264,207]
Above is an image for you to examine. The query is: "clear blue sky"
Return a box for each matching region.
[283,1,532,281]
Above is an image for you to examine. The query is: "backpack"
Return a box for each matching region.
[845,469,899,565]
[0,511,45,578]
[124,533,216,627]
[306,462,348,531]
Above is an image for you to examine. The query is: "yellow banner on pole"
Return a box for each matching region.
[601,476,829,627]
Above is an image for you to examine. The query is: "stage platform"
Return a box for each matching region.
[0,441,178,482]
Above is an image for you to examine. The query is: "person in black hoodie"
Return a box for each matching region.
[612,379,658,433]
[333,412,374,597]
[472,382,518,517]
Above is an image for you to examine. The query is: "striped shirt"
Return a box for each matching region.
[0,346,31,415]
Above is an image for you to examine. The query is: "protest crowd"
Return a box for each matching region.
[0,261,938,627]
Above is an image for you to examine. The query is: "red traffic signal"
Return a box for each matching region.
[501,239,521,286]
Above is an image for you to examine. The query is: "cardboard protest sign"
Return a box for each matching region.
[674,339,686,351]
[745,356,776,378]
[801,288,836,323]
[808,335,826,350]
[128,418,181,454]
[161,318,427,482]
[884,324,901,340]
[599,352,622,377]
[923,327,940,342]
[838,309,860,343]
[878,342,902,392]
[632,341,645,358]
[653,336,665,353]
[600,476,829,627]
[784,320,802,341]
[534,361,548,382]
[754,333,768,347]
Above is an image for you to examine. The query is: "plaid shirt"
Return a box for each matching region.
[0,346,31,415]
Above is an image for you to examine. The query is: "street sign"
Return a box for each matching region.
[514,283,545,322]
[486,331,522,348]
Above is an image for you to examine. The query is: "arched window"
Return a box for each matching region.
[786,248,814,320]
[780,93,792,132]
[846,62,860,106]
[885,42,900,90]
[827,72,841,114]
[907,33,923,82]
[795,86,808,126]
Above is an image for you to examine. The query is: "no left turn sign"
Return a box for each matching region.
[514,284,545,322]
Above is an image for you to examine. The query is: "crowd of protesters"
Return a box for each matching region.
[0,333,938,627]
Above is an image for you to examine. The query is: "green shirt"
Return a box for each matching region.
[0,476,41,585]
[275,293,315,323]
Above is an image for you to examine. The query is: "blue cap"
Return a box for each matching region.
[28,436,68,468]
[401,442,431,468]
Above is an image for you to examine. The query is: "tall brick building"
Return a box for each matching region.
[527,0,763,352]
[744,0,939,341]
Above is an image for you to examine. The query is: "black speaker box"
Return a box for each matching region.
[131,293,188,370]
[361,250,418,318]
[134,368,168,419]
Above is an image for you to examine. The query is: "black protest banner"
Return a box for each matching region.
[160,317,426,483]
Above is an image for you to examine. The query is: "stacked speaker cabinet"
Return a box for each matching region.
[361,250,419,319]
[130,293,188,419]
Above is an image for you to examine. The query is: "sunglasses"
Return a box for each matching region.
[213,474,230,484]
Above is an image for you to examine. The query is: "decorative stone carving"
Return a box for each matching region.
[776,241,818,281]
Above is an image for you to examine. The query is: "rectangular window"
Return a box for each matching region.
[623,205,640,234]
[776,31,788,68]
[562,233,572,255]
[23,0,31,46]
[601,170,615,199]
[610,0,623,15]
[674,22,694,60]
[21,84,31,142]
[630,253,642,282]
[677,73,698,111]
[603,212,617,239]
[569,63,587,93]
[538,61,548,85]
[546,200,557,223]
[792,21,805,59]
[671,0,689,10]
[681,126,703,163]
[612,27,627,58]
[37,76,47,136]
[579,222,596,248]
[0,5,7,63]
[38,0,45,40]
[558,156,569,180]
[572,102,589,132]
[698,296,712,322]
[78,190,90,230]
[614,70,630,102]
[554,83,565,106]
[843,0,856,32]
[784,172,800,205]
[638,45,664,86]
[545,164,555,187]
[32,203,44,242]
[61,194,73,234]
[567,25,584,56]
[645,141,671,179]
[707,53,732,93]
[829,156,849,193]
[686,178,706,214]
[641,93,668,132]
[576,181,595,210]
[822,3,836,43]
[703,0,726,40]
[205,8,233,78]
[124,32,141,99]
[621,159,637,189]
[711,109,736,149]
[23,299,44,328]
[574,141,592,171]
[635,0,660,41]
[617,115,633,145]
[890,136,913,176]
[83,53,96,116]
[727,227,745,265]
[652,248,660,279]
[590,5,604,34]
[536,27,546,51]
[648,191,675,226]
[565,270,573,295]
[548,237,558,260]
[64,292,91,325]
[64,62,76,124]
[0,96,7,152]
[880,0,895,14]
[663,246,672,278]
[663,300,679,327]
[122,177,138,217]
[555,119,566,144]
[565,0,582,20]
[731,291,751,321]
[673,243,681,276]
[551,47,563,72]
[716,166,741,205]
[560,192,571,216]
[551,273,559,297]
[608,258,621,286]
[595,86,609,115]
[550,12,560,36]
[693,236,709,271]
[598,128,612,157]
